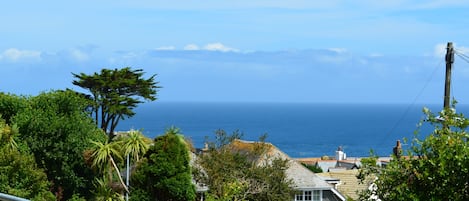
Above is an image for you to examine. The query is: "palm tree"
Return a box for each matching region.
[92,176,125,201]
[89,140,128,193]
[0,119,18,151]
[115,129,151,201]
[118,129,151,162]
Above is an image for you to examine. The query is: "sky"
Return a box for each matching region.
[1,0,469,104]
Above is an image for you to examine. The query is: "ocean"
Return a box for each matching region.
[116,102,469,158]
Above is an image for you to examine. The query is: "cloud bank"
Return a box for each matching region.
[0,48,41,62]
[1,43,468,104]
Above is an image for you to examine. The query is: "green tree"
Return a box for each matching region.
[131,127,196,201]
[89,139,128,193]
[91,177,124,201]
[0,147,56,201]
[358,105,469,200]
[116,129,151,162]
[0,93,27,124]
[0,117,19,151]
[195,130,294,201]
[13,90,106,200]
[0,118,55,201]
[88,130,151,200]
[72,67,161,139]
[301,163,323,173]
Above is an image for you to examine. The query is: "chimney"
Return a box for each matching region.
[393,140,402,160]
[202,142,209,152]
[335,146,346,161]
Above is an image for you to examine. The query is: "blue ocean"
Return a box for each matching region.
[116,102,469,158]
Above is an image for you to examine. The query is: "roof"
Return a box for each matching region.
[231,140,340,190]
[316,160,339,172]
[317,169,368,200]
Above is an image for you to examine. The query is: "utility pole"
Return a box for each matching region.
[444,42,454,109]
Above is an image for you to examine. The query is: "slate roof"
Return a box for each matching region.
[231,140,339,190]
[317,169,368,200]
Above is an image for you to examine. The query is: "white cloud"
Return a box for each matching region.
[155,46,176,51]
[69,48,89,62]
[204,43,239,52]
[434,43,447,58]
[184,44,200,51]
[181,43,239,52]
[327,48,347,54]
[0,48,41,62]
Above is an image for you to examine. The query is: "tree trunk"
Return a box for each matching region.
[110,156,129,193]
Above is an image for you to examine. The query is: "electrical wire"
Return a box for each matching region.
[455,50,469,64]
[378,59,444,147]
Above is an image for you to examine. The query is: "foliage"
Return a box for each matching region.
[0,119,55,200]
[72,67,160,139]
[115,129,151,162]
[67,194,87,201]
[0,117,19,151]
[195,129,295,201]
[89,139,128,193]
[0,93,27,124]
[91,177,124,201]
[12,91,106,200]
[131,127,196,201]
[88,130,151,200]
[301,163,323,173]
[358,105,469,200]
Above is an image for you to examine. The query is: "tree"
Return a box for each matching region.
[0,117,19,151]
[0,117,55,201]
[13,90,106,200]
[301,163,323,173]
[0,147,56,201]
[91,176,125,201]
[116,129,151,162]
[131,127,196,201]
[358,104,469,200]
[72,67,161,139]
[194,130,295,201]
[0,93,27,124]
[89,140,128,193]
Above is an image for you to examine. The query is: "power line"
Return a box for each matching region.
[454,50,469,64]
[378,59,444,147]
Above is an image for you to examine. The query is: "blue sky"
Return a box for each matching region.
[1,1,469,104]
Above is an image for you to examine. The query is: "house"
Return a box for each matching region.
[317,169,368,200]
[232,140,346,201]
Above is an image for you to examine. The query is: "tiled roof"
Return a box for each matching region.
[317,169,368,200]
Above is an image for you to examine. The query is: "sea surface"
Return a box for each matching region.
[116,102,469,158]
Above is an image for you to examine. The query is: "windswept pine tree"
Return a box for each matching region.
[72,67,161,139]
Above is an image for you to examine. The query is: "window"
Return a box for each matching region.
[296,194,303,200]
[304,191,312,200]
[312,190,320,201]
[295,190,321,201]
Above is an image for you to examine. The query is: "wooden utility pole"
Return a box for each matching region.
[444,42,454,109]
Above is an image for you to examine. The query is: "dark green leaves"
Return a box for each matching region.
[359,106,469,200]
[131,127,196,201]
[72,67,161,138]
